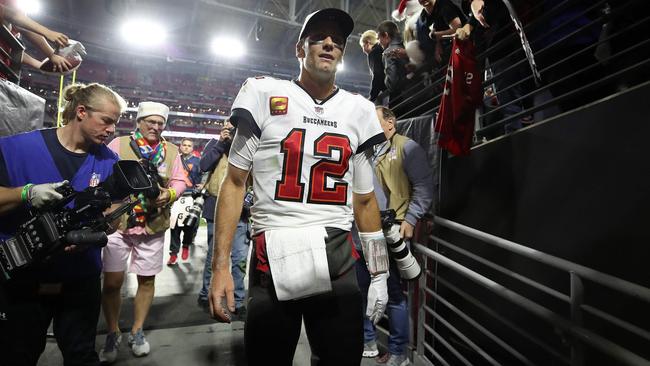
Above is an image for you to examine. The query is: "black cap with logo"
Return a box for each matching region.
[298,8,354,42]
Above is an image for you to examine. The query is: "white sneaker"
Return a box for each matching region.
[99,332,121,364]
[386,353,410,366]
[127,329,150,357]
[362,340,379,358]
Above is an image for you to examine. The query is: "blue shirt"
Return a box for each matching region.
[0,129,119,281]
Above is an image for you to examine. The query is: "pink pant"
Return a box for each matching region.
[102,231,165,276]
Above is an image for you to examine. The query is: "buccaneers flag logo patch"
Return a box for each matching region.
[270,96,288,115]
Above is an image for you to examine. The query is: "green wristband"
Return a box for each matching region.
[21,183,33,202]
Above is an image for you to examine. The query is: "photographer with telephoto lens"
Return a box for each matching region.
[167,138,202,265]
[0,83,127,366]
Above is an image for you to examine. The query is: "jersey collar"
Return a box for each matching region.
[292,80,340,105]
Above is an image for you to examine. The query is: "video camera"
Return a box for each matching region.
[0,161,154,282]
[380,209,422,281]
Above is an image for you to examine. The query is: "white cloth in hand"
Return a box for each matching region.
[366,272,389,324]
[28,181,68,208]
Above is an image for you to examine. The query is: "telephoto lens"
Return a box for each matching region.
[383,224,422,280]
[183,195,204,228]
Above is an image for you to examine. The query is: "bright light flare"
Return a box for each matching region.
[120,19,167,47]
[211,37,246,59]
[16,0,41,15]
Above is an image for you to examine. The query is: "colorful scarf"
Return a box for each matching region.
[131,130,167,226]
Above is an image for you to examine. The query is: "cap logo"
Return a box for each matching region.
[270,96,289,115]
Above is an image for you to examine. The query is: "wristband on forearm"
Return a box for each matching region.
[21,184,33,203]
[168,188,177,203]
[359,230,389,275]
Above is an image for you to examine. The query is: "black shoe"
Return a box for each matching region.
[197,297,209,312]
[233,306,247,322]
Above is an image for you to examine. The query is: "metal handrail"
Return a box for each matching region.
[432,216,650,304]
[423,302,503,365]
[481,15,650,123]
[424,322,474,366]
[433,273,569,364]
[423,284,535,366]
[414,242,650,365]
[477,57,650,135]
[432,233,650,346]
[433,234,569,302]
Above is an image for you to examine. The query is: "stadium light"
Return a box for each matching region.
[16,0,41,15]
[120,19,167,47]
[211,37,246,59]
[337,62,344,72]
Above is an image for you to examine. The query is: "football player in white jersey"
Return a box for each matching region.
[209,8,390,365]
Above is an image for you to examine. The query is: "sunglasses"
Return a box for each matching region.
[307,33,346,50]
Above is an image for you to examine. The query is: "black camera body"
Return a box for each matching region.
[0,161,153,282]
[183,188,206,228]
[381,209,397,230]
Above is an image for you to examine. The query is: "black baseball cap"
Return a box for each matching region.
[298,8,354,42]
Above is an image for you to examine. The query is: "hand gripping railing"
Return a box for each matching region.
[409,216,650,366]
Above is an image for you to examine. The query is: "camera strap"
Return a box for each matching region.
[129,138,145,159]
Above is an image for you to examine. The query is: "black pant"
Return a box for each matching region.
[0,275,101,366]
[245,256,363,366]
[169,224,198,254]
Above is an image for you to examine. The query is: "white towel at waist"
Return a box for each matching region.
[265,226,331,301]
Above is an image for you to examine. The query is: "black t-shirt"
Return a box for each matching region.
[0,128,88,187]
[429,0,466,32]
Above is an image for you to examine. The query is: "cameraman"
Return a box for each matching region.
[99,102,187,362]
[0,83,127,366]
[196,121,250,320]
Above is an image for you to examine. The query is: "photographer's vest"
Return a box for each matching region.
[116,136,179,235]
[374,134,411,222]
[0,129,118,280]
[205,151,229,198]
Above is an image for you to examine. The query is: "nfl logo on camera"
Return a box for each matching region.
[89,172,100,187]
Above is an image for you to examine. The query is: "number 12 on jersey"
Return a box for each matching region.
[274,128,352,205]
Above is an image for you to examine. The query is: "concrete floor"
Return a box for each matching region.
[37,224,383,365]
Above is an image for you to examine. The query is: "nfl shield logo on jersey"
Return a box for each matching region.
[270,96,288,115]
[314,106,324,115]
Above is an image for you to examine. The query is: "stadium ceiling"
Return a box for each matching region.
[37,0,399,82]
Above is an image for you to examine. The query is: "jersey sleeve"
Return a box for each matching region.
[351,149,375,194]
[228,117,260,171]
[230,78,264,138]
[356,99,386,154]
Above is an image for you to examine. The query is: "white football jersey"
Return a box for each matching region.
[229,77,385,234]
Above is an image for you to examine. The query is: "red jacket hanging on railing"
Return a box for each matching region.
[434,38,482,156]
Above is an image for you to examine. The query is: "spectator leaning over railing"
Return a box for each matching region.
[456,0,534,133]
[0,2,72,73]
[416,0,466,64]
[377,20,409,106]
[359,30,387,104]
